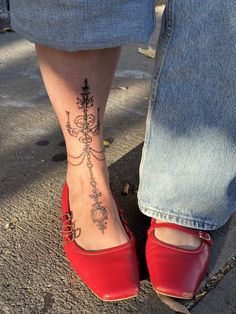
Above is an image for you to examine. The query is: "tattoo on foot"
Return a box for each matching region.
[65,78,108,233]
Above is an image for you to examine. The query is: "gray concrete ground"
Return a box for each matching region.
[191,267,236,314]
[0,5,235,314]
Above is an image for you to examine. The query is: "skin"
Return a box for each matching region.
[36,45,128,250]
[35,44,201,251]
[155,219,201,250]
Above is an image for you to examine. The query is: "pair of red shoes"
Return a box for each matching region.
[62,183,214,301]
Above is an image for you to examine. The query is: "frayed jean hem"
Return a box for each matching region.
[138,201,231,231]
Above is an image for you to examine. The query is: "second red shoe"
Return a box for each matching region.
[146,219,214,299]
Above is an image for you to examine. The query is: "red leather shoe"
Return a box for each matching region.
[146,219,214,299]
[61,183,140,301]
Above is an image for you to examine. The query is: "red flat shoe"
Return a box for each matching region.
[146,219,214,299]
[61,183,140,301]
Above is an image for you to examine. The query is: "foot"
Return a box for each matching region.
[154,219,201,250]
[66,165,129,251]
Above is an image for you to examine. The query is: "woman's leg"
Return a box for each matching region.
[36,45,129,250]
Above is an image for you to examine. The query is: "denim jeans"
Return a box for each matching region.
[10,0,155,51]
[138,0,236,230]
[0,0,10,31]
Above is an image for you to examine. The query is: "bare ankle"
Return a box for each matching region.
[67,161,110,185]
[155,220,201,249]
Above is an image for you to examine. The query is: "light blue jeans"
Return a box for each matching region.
[9,0,155,51]
[138,0,236,230]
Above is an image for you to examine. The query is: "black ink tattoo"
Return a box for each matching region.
[65,78,108,233]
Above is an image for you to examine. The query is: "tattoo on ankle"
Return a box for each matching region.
[65,78,108,233]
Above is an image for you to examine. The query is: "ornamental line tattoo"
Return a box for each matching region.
[65,78,108,233]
